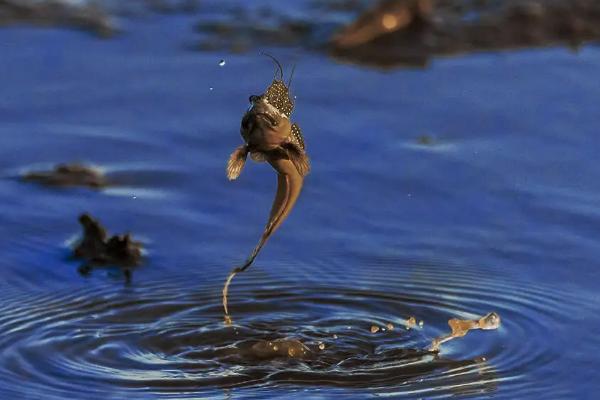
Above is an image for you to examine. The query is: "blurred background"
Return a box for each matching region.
[0,1,599,399]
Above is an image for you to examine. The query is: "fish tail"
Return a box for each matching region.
[227,145,249,180]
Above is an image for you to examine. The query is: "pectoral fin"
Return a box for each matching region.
[282,142,310,177]
[227,145,249,180]
[250,151,267,162]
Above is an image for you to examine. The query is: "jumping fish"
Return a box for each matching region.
[223,56,310,320]
[227,56,309,272]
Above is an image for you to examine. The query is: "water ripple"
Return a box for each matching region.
[0,261,590,398]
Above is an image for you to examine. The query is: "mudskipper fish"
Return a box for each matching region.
[223,56,310,322]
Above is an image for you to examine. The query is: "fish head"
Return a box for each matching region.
[241,94,291,151]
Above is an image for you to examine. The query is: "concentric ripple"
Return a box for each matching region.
[0,261,592,399]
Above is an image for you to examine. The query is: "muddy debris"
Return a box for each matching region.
[0,0,116,37]
[430,312,501,352]
[73,213,143,281]
[22,163,108,189]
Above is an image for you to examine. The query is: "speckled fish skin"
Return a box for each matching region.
[264,79,306,151]
[265,79,295,118]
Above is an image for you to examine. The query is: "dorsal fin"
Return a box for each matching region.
[250,151,267,162]
[281,142,310,177]
[265,80,294,117]
[290,123,305,150]
[261,52,284,81]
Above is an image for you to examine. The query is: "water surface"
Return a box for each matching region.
[1,13,599,399]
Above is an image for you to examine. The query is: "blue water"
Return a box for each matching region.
[1,13,599,399]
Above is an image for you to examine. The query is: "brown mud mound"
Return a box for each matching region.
[331,0,600,67]
[0,0,115,37]
[22,163,108,188]
[73,213,143,282]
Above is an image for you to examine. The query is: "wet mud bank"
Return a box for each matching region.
[331,0,600,67]
[193,0,600,68]
[0,0,115,36]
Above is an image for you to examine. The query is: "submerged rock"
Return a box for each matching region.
[73,214,143,281]
[22,164,107,188]
[0,0,116,37]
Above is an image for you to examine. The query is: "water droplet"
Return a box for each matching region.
[218,59,226,66]
[132,195,137,199]
[332,334,338,339]
[209,87,214,91]
[370,325,380,334]
[419,320,424,327]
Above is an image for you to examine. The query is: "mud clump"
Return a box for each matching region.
[0,0,116,37]
[73,213,143,281]
[22,164,108,189]
[430,312,501,352]
[250,338,311,360]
